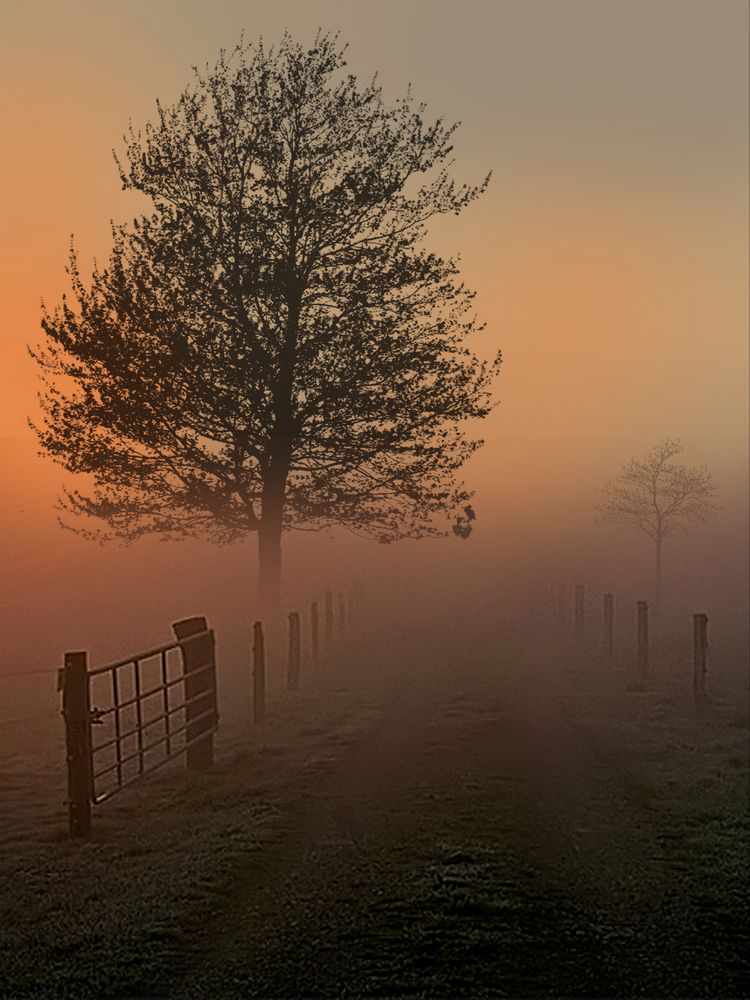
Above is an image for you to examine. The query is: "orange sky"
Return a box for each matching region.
[0,0,747,667]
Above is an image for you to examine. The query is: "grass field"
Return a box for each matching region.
[0,611,747,999]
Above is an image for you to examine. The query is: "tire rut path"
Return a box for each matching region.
[149,648,747,999]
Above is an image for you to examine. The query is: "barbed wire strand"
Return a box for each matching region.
[0,667,60,680]
[2,711,61,727]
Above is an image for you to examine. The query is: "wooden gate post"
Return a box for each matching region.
[287,612,301,692]
[574,585,585,640]
[693,613,708,703]
[603,593,614,666]
[252,621,266,725]
[310,601,320,668]
[173,616,216,770]
[62,651,93,837]
[324,590,334,649]
[636,601,649,683]
[558,585,567,631]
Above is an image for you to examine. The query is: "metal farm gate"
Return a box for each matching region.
[60,616,218,836]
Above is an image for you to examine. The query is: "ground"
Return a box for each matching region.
[0,614,747,999]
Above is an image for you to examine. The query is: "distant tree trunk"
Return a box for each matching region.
[655,532,663,613]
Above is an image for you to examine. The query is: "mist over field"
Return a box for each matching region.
[1,430,747,678]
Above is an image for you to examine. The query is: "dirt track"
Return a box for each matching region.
[148,630,749,1000]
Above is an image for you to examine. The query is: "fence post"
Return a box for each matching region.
[603,593,614,666]
[324,590,334,650]
[287,612,301,692]
[558,585,566,631]
[62,651,93,837]
[636,601,649,683]
[310,601,320,667]
[252,621,266,725]
[173,616,216,771]
[574,585,585,640]
[693,613,708,703]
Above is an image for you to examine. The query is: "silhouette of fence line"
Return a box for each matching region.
[251,585,356,723]
[49,577,714,839]
[555,581,710,701]
[58,585,358,837]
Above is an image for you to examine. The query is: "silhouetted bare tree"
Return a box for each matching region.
[596,439,720,609]
[30,33,500,607]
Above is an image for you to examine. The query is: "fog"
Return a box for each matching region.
[2,433,747,688]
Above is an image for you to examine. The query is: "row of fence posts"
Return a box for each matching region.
[252,588,353,726]
[60,586,355,836]
[558,584,710,704]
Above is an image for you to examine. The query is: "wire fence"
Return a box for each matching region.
[3,710,60,727]
[0,583,361,837]
[0,667,59,679]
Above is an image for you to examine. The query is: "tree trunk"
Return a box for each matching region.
[257,274,300,614]
[655,533,663,613]
[258,519,282,614]
[257,433,292,614]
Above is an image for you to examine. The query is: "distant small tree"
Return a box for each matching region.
[596,439,720,609]
[30,33,500,609]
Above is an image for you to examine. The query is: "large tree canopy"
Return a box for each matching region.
[31,33,500,602]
